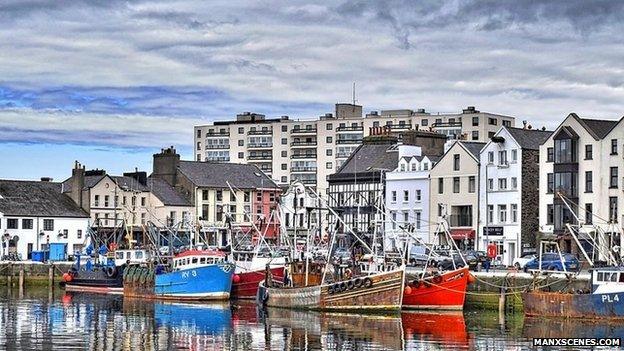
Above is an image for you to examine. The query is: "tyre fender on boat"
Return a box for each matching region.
[433,274,443,284]
[346,280,355,290]
[105,266,116,278]
[411,279,422,289]
[327,284,334,294]
[363,277,373,288]
[354,277,363,288]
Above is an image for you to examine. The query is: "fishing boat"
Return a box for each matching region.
[231,249,285,299]
[402,266,471,310]
[124,249,235,301]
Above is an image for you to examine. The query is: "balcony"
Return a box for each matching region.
[248,129,273,135]
[432,122,462,128]
[449,214,473,227]
[300,179,317,185]
[205,131,230,137]
[291,141,317,147]
[336,139,362,145]
[248,143,273,149]
[205,144,230,149]
[248,154,273,160]
[291,166,317,173]
[386,124,413,130]
[291,153,317,159]
[291,128,317,135]
[206,157,230,162]
[336,125,364,132]
[336,152,352,158]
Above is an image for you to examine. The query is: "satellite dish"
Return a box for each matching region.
[12,235,19,242]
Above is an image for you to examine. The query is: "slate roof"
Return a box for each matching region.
[579,118,619,139]
[0,180,88,218]
[177,161,279,189]
[506,127,553,150]
[459,141,486,159]
[62,174,149,193]
[147,177,191,206]
[334,142,399,175]
[111,176,150,192]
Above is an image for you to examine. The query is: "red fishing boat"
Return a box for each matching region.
[231,257,285,299]
[402,266,471,310]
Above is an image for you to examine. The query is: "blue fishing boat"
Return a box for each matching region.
[124,249,235,301]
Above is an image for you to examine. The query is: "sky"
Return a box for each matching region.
[2,0,624,180]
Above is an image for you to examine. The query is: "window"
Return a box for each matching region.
[238,140,244,146]
[554,139,576,163]
[230,192,236,202]
[609,197,618,221]
[416,212,421,229]
[488,132,495,138]
[547,147,554,162]
[511,177,517,189]
[498,205,507,223]
[468,176,475,193]
[21,219,33,229]
[400,164,406,172]
[438,178,444,194]
[216,190,223,201]
[488,118,497,125]
[488,152,494,164]
[612,139,618,155]
[373,121,380,127]
[392,212,397,229]
[585,144,593,160]
[472,131,479,140]
[281,138,287,145]
[238,152,244,159]
[141,197,146,206]
[7,218,18,229]
[498,178,507,190]
[547,173,554,193]
[281,176,287,183]
[554,172,578,197]
[62,229,68,239]
[415,190,421,201]
[488,178,494,191]
[391,191,397,202]
[547,204,554,224]
[104,195,109,207]
[281,150,287,157]
[281,163,287,170]
[498,151,507,165]
[453,154,460,171]
[403,190,409,202]
[238,127,244,134]
[585,203,593,225]
[43,219,54,231]
[503,120,511,127]
[411,163,416,171]
[403,212,409,223]
[326,149,332,156]
[472,117,479,126]
[281,125,288,132]
[94,195,100,207]
[610,167,618,188]
[202,190,209,201]
[196,141,201,150]
[585,171,593,193]
[77,229,82,239]
[511,149,517,162]
[196,129,202,138]
[326,162,333,169]
[421,119,428,126]
[326,123,333,130]
[487,205,494,223]
[326,136,333,143]
[511,204,518,223]
[453,177,460,193]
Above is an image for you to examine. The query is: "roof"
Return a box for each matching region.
[579,118,619,139]
[506,127,553,150]
[62,174,149,193]
[459,141,486,160]
[111,176,149,192]
[147,177,191,207]
[0,180,88,218]
[177,161,279,189]
[334,142,399,175]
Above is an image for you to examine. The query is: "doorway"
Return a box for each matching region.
[508,242,516,266]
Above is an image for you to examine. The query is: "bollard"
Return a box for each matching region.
[19,265,24,293]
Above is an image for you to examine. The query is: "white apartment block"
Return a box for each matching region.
[539,113,624,256]
[194,104,515,194]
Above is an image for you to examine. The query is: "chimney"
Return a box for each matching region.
[70,161,87,212]
[123,169,148,186]
[152,146,180,186]
[522,120,528,129]
[40,177,53,182]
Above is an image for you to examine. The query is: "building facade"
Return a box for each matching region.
[0,179,89,259]
[429,141,485,249]
[539,114,624,255]
[478,126,552,266]
[194,104,515,193]
[279,180,323,243]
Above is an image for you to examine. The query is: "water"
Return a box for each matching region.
[0,288,622,350]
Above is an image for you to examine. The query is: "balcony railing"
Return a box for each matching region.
[248,143,273,148]
[336,126,364,132]
[247,130,273,135]
[205,144,230,149]
[336,139,362,145]
[386,124,412,130]
[291,141,318,147]
[291,128,317,134]
[248,154,273,160]
[449,214,473,227]
[432,122,462,128]
[291,153,317,159]
[336,152,352,158]
[291,166,317,172]
[205,131,230,137]
[206,157,230,162]
[300,179,317,185]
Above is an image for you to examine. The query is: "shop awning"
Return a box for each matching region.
[450,229,475,240]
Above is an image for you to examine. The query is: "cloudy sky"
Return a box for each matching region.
[2,0,624,180]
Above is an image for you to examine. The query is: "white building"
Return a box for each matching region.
[478,126,552,266]
[385,146,440,248]
[279,180,322,240]
[0,179,89,259]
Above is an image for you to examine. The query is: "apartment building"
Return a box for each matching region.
[0,179,89,259]
[429,141,485,249]
[194,104,515,194]
[478,126,552,266]
[539,113,624,256]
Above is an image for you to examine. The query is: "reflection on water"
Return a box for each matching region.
[0,288,621,350]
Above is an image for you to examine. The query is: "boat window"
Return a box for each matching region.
[207,258,214,264]
[135,251,143,260]
[620,273,624,283]
[200,258,206,264]
[116,252,124,260]
[192,258,198,264]
[611,273,618,282]
[126,252,131,259]
[597,272,603,281]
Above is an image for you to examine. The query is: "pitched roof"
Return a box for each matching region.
[177,161,279,189]
[147,177,191,206]
[0,180,88,218]
[334,142,399,175]
[459,141,486,159]
[506,127,553,150]
[62,174,149,193]
[111,176,149,192]
[579,118,619,139]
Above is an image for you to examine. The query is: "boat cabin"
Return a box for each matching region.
[591,268,624,294]
[172,250,226,271]
[113,249,151,266]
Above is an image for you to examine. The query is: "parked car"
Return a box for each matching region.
[524,253,580,272]
[437,253,467,271]
[408,245,433,266]
[512,253,537,270]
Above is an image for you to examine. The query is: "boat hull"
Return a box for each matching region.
[523,291,624,320]
[232,266,285,299]
[402,267,469,310]
[258,267,405,311]
[62,266,125,295]
[124,263,235,301]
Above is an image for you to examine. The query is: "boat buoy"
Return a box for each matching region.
[468,273,476,284]
[404,285,412,295]
[232,274,241,283]
[63,273,72,282]
[62,294,72,305]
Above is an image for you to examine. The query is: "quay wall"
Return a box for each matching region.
[0,262,73,287]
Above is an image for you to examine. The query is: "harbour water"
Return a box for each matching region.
[0,288,622,350]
